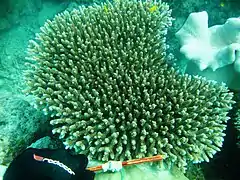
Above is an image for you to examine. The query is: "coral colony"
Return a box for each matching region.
[24,0,234,172]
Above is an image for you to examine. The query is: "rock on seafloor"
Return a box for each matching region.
[0,93,50,165]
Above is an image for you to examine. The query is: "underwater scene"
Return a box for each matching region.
[0,0,239,179]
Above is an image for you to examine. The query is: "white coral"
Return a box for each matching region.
[176,11,240,90]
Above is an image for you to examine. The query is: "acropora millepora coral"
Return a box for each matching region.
[24,0,235,171]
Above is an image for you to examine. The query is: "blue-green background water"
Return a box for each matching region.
[0,0,239,179]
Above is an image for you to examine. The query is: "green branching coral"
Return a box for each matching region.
[75,0,104,4]
[24,0,234,171]
[233,92,240,146]
[235,110,240,146]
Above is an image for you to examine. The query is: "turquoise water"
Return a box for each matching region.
[0,0,239,179]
